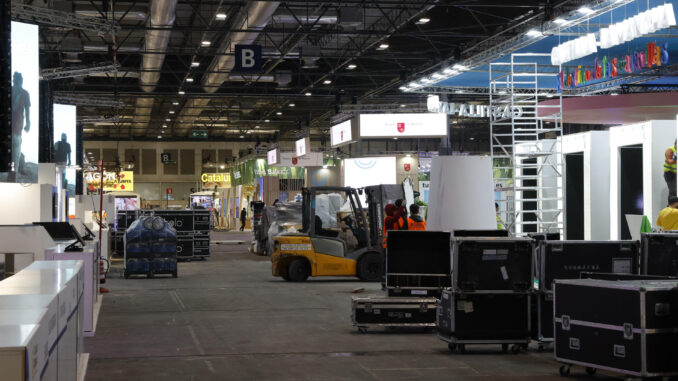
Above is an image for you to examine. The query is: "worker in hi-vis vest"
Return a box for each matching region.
[665,140,677,199]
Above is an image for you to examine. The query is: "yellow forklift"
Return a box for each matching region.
[271,186,403,282]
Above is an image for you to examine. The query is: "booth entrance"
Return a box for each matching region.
[564,153,584,240]
[619,144,644,240]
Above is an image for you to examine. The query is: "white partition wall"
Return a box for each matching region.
[562,131,610,240]
[609,120,676,239]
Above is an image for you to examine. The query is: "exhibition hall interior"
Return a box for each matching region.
[3,0,678,380]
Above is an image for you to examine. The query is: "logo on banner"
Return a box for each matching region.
[404,163,411,172]
[397,123,405,133]
[355,159,377,170]
[292,157,298,165]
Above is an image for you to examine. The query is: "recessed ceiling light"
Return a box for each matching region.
[239,135,244,139]
[305,92,312,96]
[161,130,165,133]
[393,137,398,140]
[469,137,475,141]
[276,111,282,115]
[347,64,357,70]
[264,119,270,123]
[417,17,430,24]
[255,125,260,128]
[166,118,171,122]
[323,79,332,85]
[191,61,200,67]
[172,101,179,105]
[162,124,167,128]
[398,86,407,91]
[157,135,162,139]
[400,104,406,108]
[201,40,211,46]
[186,78,194,82]
[289,103,295,107]
[178,90,185,95]
[220,165,225,169]
[169,110,175,114]
[216,13,227,20]
[246,131,252,134]
[377,43,389,50]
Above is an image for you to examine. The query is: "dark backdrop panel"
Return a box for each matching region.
[0,2,9,172]
[620,145,643,240]
[565,153,584,239]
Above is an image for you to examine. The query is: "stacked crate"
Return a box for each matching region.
[437,237,533,353]
[124,216,178,278]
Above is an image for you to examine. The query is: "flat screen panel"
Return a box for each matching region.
[359,113,447,138]
[6,22,39,182]
[330,120,354,147]
[53,104,76,194]
[295,137,310,158]
[267,148,279,165]
[565,153,584,240]
[344,157,396,189]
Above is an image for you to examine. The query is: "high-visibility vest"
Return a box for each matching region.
[407,217,426,231]
[665,146,677,173]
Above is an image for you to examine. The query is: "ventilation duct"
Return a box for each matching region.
[271,11,337,25]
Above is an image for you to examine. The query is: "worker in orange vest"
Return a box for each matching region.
[407,204,426,230]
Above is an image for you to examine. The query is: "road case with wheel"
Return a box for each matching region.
[436,289,531,353]
[386,231,451,297]
[641,233,678,277]
[351,295,437,332]
[554,278,678,378]
[452,237,534,292]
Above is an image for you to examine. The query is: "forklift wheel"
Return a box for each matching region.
[357,252,384,282]
[287,259,310,282]
[282,273,291,281]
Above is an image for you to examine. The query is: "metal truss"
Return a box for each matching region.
[53,94,126,107]
[11,3,120,36]
[408,85,559,96]
[79,116,121,123]
[621,84,678,93]
[338,103,427,113]
[566,63,678,95]
[41,63,120,80]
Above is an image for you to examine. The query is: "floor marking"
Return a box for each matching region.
[187,325,205,355]
[169,290,186,311]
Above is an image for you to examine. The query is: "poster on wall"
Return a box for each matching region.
[1,22,39,183]
[53,104,76,195]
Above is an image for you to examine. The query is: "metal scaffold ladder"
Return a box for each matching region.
[490,53,563,237]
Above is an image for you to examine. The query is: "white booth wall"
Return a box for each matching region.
[609,120,675,239]
[562,131,610,240]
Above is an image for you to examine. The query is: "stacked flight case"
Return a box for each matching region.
[437,237,533,353]
[641,232,678,276]
[351,231,447,332]
[533,240,640,345]
[554,278,678,378]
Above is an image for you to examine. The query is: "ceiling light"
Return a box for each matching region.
[393,137,398,140]
[220,165,225,169]
[400,104,406,108]
[469,137,475,141]
[239,135,244,139]
[377,43,389,50]
[417,17,430,24]
[201,40,211,46]
[398,86,407,91]
[186,78,194,82]
[157,135,162,139]
[161,130,165,134]
[305,92,312,96]
[162,124,167,128]
[172,101,179,105]
[255,125,260,128]
[406,154,411,157]
[264,119,270,123]
[166,118,171,122]
[323,165,328,169]
[526,29,543,37]
[178,90,185,95]
[169,110,175,114]
[216,13,227,20]
[191,61,200,67]
[553,18,567,25]
[276,111,282,115]
[289,103,295,107]
[246,131,252,134]
[323,79,332,85]
[453,64,468,71]
[347,64,357,70]
[578,6,593,15]
[432,72,444,79]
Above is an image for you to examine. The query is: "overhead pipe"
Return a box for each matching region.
[271,11,337,25]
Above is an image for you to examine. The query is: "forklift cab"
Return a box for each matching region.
[301,187,372,260]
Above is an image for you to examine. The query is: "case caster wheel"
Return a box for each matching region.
[559,365,571,376]
[123,271,129,279]
[172,271,178,278]
[458,344,466,353]
[585,367,596,376]
[448,343,457,352]
[502,344,509,352]
[358,327,368,334]
[510,344,521,354]
[538,344,545,352]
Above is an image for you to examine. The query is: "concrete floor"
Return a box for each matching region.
[85,231,614,380]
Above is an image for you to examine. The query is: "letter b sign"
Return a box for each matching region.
[234,44,262,72]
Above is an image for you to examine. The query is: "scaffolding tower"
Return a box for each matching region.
[490,53,563,237]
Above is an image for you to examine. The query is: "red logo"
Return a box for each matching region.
[397,123,405,133]
[292,157,298,165]
[404,163,411,172]
[120,173,125,178]
[340,131,344,140]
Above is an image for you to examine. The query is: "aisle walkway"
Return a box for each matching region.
[85,231,580,380]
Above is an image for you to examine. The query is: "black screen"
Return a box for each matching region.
[33,222,76,240]
[620,145,643,240]
[565,153,584,239]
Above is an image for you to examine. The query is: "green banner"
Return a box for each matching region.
[230,159,305,186]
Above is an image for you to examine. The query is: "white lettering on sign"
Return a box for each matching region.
[233,171,241,179]
[242,49,256,68]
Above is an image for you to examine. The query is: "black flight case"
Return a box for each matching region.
[351,295,437,333]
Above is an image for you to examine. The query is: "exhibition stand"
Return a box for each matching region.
[562,131,610,240]
[608,120,676,239]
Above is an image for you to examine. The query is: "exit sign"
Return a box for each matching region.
[191,130,208,139]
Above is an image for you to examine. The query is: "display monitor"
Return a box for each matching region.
[1,22,39,183]
[53,104,77,195]
[33,222,76,241]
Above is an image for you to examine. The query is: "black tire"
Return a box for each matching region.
[585,367,596,376]
[282,272,291,281]
[510,344,521,354]
[447,343,456,352]
[357,252,384,282]
[559,365,570,376]
[287,259,310,282]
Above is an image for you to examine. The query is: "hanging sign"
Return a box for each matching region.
[267,148,280,165]
[295,137,310,158]
[330,120,356,147]
[84,170,134,191]
[358,113,448,138]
